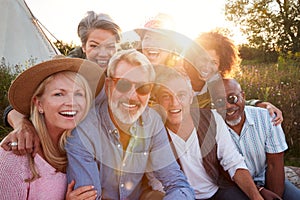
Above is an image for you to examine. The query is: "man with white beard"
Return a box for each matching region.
[65,49,194,200]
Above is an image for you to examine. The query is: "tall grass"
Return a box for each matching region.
[234,62,300,166]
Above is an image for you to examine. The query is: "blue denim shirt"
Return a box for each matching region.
[65,100,194,200]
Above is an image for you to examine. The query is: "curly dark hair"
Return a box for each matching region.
[195,32,241,77]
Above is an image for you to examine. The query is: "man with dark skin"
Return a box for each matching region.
[212,78,300,200]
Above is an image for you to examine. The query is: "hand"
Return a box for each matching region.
[259,187,282,200]
[256,102,283,126]
[0,118,40,156]
[66,180,97,200]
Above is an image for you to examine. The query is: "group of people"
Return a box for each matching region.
[0,11,299,200]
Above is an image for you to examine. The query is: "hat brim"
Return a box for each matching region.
[134,28,185,53]
[134,27,170,39]
[8,57,105,115]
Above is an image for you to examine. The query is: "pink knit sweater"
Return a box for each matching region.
[0,147,67,199]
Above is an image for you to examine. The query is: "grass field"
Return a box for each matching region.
[234,62,300,166]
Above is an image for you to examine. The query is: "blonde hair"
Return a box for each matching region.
[26,71,92,182]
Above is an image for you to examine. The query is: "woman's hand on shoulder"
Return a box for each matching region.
[256,102,283,126]
[1,117,40,156]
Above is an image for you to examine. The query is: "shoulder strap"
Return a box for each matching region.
[191,108,235,187]
[166,128,183,171]
[191,108,219,182]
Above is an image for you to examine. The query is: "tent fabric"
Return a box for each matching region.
[0,0,59,68]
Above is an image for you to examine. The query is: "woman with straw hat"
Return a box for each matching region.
[1,11,121,155]
[0,57,103,199]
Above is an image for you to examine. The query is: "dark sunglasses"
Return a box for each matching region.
[109,77,153,95]
[213,93,241,108]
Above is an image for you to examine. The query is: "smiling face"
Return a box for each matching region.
[106,60,151,126]
[207,49,220,69]
[214,79,245,128]
[34,73,87,135]
[141,32,170,65]
[156,76,193,132]
[82,28,117,69]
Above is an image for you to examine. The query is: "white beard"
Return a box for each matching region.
[109,100,146,125]
[226,116,242,127]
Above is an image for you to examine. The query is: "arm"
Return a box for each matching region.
[0,149,28,199]
[65,127,102,199]
[154,162,194,200]
[265,152,285,197]
[256,102,283,126]
[258,187,283,200]
[233,169,263,200]
[246,100,283,125]
[1,108,40,155]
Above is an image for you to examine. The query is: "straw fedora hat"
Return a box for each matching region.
[8,57,105,116]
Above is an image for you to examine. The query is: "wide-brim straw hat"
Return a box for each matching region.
[8,57,105,116]
[134,27,188,54]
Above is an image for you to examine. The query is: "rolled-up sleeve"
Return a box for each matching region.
[65,127,102,199]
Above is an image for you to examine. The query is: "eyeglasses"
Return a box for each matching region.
[109,77,153,95]
[213,93,242,108]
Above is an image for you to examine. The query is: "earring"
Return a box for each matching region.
[39,110,44,114]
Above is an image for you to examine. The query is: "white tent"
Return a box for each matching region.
[0,0,60,69]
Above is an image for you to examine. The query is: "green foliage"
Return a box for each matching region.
[278,51,300,67]
[234,62,300,165]
[225,0,300,54]
[54,40,76,56]
[0,59,19,140]
[239,44,278,63]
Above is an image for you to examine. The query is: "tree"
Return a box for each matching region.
[53,40,76,56]
[225,0,300,54]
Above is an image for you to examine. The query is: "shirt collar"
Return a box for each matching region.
[244,106,254,125]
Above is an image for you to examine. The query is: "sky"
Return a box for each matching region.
[25,0,245,45]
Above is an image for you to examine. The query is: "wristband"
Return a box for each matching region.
[3,105,14,127]
[258,187,264,192]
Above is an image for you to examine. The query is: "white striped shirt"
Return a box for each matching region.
[228,106,288,184]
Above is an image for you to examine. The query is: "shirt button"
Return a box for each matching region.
[120,183,124,188]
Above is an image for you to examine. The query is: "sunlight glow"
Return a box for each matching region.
[25,0,246,45]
